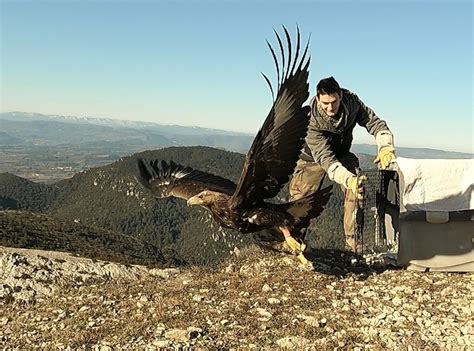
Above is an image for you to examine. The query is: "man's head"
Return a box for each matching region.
[316,77,342,117]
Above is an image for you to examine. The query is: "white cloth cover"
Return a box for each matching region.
[395,157,474,212]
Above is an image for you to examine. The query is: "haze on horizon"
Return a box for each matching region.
[1,0,472,153]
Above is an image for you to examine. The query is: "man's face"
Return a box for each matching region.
[317,92,341,117]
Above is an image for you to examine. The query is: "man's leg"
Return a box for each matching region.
[342,185,357,251]
[339,154,360,251]
[289,159,326,202]
[288,159,326,242]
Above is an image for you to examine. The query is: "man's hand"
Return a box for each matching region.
[374,146,396,170]
[346,175,367,200]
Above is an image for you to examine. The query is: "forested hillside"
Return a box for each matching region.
[0,146,348,265]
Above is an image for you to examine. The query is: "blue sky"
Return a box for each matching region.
[1,0,472,152]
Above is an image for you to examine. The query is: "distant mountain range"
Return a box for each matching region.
[1,111,472,158]
[0,111,249,135]
[351,144,473,159]
[0,111,253,152]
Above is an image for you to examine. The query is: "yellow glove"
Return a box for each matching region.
[346,175,367,200]
[374,146,396,170]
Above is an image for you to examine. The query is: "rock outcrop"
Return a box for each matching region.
[1,246,472,349]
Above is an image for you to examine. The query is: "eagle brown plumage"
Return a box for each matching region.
[137,27,332,263]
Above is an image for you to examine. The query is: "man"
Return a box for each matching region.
[289,77,396,251]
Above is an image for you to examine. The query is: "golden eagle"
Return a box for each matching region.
[137,27,332,261]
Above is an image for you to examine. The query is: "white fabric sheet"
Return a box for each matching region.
[395,157,474,212]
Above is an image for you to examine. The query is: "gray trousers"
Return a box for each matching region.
[289,153,360,238]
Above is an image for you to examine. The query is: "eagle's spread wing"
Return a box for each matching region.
[231,26,311,209]
[137,159,236,200]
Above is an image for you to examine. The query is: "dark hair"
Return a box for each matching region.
[316,77,341,97]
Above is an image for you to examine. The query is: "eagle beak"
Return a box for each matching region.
[187,196,203,206]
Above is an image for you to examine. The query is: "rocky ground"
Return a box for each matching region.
[0,245,473,349]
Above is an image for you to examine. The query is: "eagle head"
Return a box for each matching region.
[187,190,219,206]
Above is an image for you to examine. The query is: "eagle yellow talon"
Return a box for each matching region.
[284,236,304,254]
[297,253,311,266]
[280,226,305,254]
[300,242,307,252]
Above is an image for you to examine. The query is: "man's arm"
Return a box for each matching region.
[306,117,360,193]
[354,94,394,152]
[353,94,396,169]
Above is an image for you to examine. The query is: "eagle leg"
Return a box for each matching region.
[279,226,306,254]
[296,252,311,266]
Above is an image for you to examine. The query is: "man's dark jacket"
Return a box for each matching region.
[300,89,391,171]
